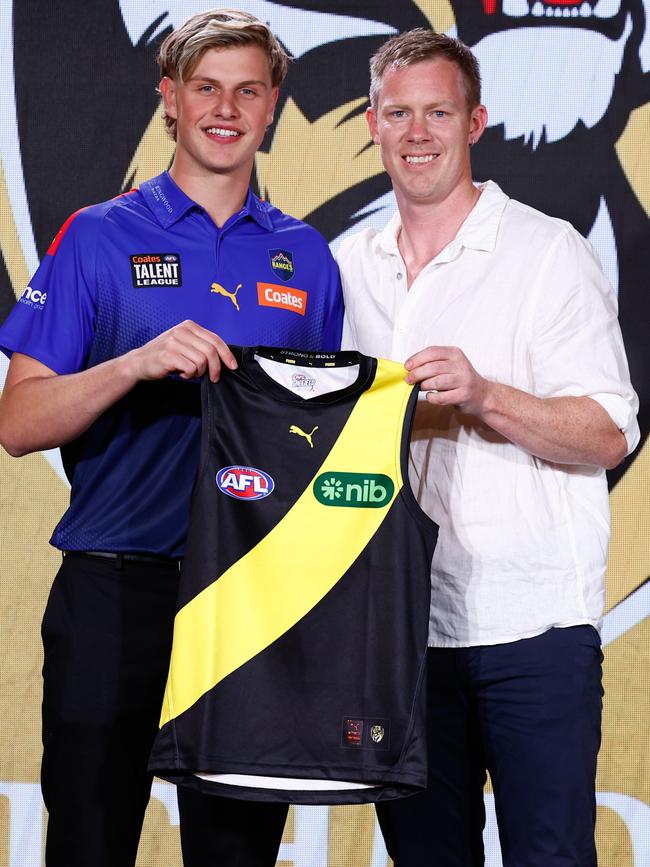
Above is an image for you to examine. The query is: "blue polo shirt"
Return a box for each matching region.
[0,172,343,556]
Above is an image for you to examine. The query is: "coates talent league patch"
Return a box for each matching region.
[130,253,182,287]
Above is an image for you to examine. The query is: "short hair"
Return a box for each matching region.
[157,8,290,139]
[369,29,481,113]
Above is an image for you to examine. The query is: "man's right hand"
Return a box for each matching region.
[126,320,237,383]
[0,322,236,457]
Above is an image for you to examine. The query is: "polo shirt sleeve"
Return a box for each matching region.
[0,207,98,374]
[318,240,344,352]
[529,226,640,454]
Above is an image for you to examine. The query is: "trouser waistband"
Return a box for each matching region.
[64,551,183,571]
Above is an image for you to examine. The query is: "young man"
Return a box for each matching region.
[337,29,639,867]
[0,9,342,867]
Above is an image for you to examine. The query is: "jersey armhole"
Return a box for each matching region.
[398,386,439,535]
[195,374,216,484]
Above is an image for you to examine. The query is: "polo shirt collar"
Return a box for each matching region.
[139,173,198,228]
[244,188,275,231]
[139,172,274,231]
[375,180,509,259]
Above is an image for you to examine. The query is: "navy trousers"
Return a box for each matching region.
[376,627,603,867]
[41,553,287,867]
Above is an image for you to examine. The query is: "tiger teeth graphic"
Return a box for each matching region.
[502,0,621,17]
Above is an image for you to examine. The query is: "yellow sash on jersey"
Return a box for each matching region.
[160,359,412,726]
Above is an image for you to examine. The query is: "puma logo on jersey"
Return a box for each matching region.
[211,282,242,311]
[289,425,318,448]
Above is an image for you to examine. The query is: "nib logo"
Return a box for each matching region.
[313,472,394,508]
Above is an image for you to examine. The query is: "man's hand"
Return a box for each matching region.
[405,345,489,416]
[403,344,626,468]
[0,322,238,457]
[125,320,237,383]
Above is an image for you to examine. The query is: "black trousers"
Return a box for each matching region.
[376,627,603,867]
[41,553,288,867]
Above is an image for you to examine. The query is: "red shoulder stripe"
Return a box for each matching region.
[47,207,88,256]
[46,189,138,256]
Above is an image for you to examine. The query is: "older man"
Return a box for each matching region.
[337,28,639,867]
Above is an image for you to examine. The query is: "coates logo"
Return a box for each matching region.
[268,248,294,281]
[19,286,47,309]
[257,282,307,316]
[216,466,275,501]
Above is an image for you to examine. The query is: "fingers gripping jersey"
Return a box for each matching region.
[149,347,438,804]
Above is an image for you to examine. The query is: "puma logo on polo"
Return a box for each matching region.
[211,282,242,311]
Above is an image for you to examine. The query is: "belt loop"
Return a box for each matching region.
[115,553,125,570]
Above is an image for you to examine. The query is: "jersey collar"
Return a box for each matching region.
[139,172,274,232]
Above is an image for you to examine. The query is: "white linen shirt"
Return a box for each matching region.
[337,181,639,648]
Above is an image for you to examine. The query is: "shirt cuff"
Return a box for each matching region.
[589,392,641,455]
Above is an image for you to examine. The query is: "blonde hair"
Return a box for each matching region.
[157,9,289,139]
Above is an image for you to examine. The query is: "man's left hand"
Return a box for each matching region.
[405,345,489,416]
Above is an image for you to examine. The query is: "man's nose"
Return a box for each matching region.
[213,91,237,118]
[407,114,430,141]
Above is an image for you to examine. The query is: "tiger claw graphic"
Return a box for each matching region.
[256,97,384,222]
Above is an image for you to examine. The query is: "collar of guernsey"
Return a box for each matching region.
[159,353,414,727]
[139,171,274,231]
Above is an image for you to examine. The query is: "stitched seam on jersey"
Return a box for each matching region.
[395,648,428,768]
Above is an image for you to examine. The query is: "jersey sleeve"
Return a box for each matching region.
[529,227,640,455]
[0,207,99,374]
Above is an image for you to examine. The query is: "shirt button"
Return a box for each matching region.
[396,272,403,279]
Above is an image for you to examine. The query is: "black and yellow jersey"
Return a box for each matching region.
[148,346,438,804]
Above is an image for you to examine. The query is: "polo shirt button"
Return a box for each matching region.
[396,272,403,279]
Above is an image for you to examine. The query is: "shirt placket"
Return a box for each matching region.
[388,252,411,361]
[393,255,448,361]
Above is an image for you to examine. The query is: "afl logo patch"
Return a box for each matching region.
[216,466,275,501]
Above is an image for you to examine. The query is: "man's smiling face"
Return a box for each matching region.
[367,56,486,208]
[160,44,278,185]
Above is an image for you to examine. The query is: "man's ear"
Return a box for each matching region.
[366,105,380,145]
[267,86,280,127]
[469,103,488,147]
[159,76,178,120]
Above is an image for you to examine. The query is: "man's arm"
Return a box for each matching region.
[0,320,237,457]
[405,345,627,469]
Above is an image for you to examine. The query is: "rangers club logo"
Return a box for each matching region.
[268,248,294,281]
[216,466,275,500]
